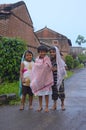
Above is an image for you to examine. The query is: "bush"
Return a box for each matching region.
[73,59,80,68]
[65,55,74,70]
[78,54,86,64]
[0,37,27,82]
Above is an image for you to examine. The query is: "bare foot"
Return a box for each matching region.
[61,104,65,111]
[44,108,49,112]
[37,107,43,112]
[51,104,57,110]
[29,105,33,110]
[19,105,24,111]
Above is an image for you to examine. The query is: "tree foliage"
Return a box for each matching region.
[0,37,27,82]
[76,35,86,45]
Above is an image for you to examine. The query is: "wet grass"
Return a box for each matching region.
[0,81,20,105]
[66,71,74,79]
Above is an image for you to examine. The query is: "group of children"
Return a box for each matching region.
[19,45,67,112]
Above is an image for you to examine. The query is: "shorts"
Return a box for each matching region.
[22,85,33,96]
[52,80,65,101]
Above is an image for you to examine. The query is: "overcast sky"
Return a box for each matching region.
[0,0,86,47]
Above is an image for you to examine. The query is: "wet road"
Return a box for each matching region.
[0,68,86,130]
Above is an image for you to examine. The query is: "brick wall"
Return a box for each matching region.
[0,2,40,56]
[36,27,71,57]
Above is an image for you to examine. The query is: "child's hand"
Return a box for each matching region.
[52,67,57,71]
[22,78,30,86]
[22,78,25,83]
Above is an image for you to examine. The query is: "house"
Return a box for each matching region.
[35,27,72,57]
[0,1,40,54]
[70,46,83,57]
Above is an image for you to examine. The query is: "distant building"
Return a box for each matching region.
[0,1,40,54]
[35,27,72,57]
[70,46,83,57]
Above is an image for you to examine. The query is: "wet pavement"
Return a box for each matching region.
[0,68,86,130]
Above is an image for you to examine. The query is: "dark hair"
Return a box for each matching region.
[37,45,48,53]
[49,47,56,51]
[49,47,63,56]
[24,50,33,58]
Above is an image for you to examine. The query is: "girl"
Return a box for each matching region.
[19,50,34,110]
[49,46,66,111]
[30,45,53,112]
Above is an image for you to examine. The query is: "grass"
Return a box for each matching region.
[0,81,19,95]
[0,81,20,105]
[65,70,74,79]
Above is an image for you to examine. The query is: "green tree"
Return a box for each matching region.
[0,37,27,82]
[76,35,86,46]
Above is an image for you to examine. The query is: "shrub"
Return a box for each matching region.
[0,37,27,82]
[78,54,86,64]
[65,55,74,70]
[73,59,80,68]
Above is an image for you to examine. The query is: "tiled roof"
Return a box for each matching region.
[0,1,33,26]
[36,26,67,39]
[0,1,25,14]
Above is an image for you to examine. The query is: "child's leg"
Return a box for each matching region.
[28,87,33,109]
[52,100,57,110]
[37,96,43,111]
[20,95,26,110]
[61,99,65,110]
[51,85,58,110]
[29,95,33,109]
[45,95,49,112]
[59,80,65,110]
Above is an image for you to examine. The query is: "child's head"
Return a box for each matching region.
[49,47,56,59]
[37,45,48,58]
[24,50,33,61]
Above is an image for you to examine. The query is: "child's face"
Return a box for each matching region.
[39,51,47,58]
[25,52,33,61]
[50,50,56,58]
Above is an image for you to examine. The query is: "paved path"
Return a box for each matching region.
[0,68,86,130]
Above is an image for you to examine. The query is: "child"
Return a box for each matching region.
[19,50,34,110]
[30,45,54,112]
[49,46,66,111]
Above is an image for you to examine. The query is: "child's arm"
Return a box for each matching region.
[20,62,24,82]
[45,56,53,69]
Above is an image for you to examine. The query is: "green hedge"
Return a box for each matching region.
[65,55,74,70]
[0,37,27,82]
